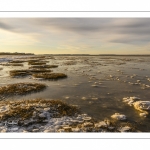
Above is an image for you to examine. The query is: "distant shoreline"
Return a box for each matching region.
[0,52,34,55]
[42,54,150,57]
[0,52,150,57]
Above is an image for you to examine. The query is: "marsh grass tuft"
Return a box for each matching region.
[9,69,52,77]
[9,60,27,63]
[28,61,47,65]
[0,83,46,97]
[2,63,24,66]
[28,59,42,63]
[32,73,67,80]
[29,65,58,69]
[0,99,78,121]
[29,56,46,59]
[9,70,31,77]
[29,69,52,73]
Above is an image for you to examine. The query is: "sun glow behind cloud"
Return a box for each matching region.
[0,18,150,54]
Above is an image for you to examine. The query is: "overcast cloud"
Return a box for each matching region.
[0,18,150,54]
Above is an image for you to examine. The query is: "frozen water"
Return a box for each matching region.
[111,113,126,120]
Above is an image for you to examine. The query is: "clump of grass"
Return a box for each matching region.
[0,99,78,121]
[9,60,26,63]
[28,59,42,63]
[29,65,58,69]
[0,83,46,96]
[29,69,52,73]
[29,56,46,59]
[9,70,31,77]
[32,73,67,80]
[9,69,52,77]
[2,63,23,66]
[28,62,47,65]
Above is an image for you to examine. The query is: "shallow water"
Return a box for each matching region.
[0,55,150,131]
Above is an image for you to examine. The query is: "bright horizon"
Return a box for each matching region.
[0,18,150,55]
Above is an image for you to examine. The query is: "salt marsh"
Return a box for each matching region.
[0,55,150,132]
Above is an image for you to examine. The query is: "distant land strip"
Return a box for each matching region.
[0,52,150,56]
[0,52,34,55]
[43,54,150,57]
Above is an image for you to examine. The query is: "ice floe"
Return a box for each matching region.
[133,101,150,112]
[94,121,107,128]
[117,126,131,132]
[111,113,126,121]
[139,113,147,117]
[123,96,150,117]
[123,97,140,106]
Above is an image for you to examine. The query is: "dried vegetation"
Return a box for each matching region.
[0,99,78,121]
[32,73,67,80]
[0,83,46,97]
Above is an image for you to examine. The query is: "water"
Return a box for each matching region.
[0,55,150,131]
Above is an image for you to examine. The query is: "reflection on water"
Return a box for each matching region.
[0,55,150,131]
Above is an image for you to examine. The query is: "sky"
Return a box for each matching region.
[0,18,150,54]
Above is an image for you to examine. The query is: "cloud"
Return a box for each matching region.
[0,21,13,30]
[0,18,150,54]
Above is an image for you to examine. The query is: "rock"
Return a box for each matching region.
[111,113,126,121]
